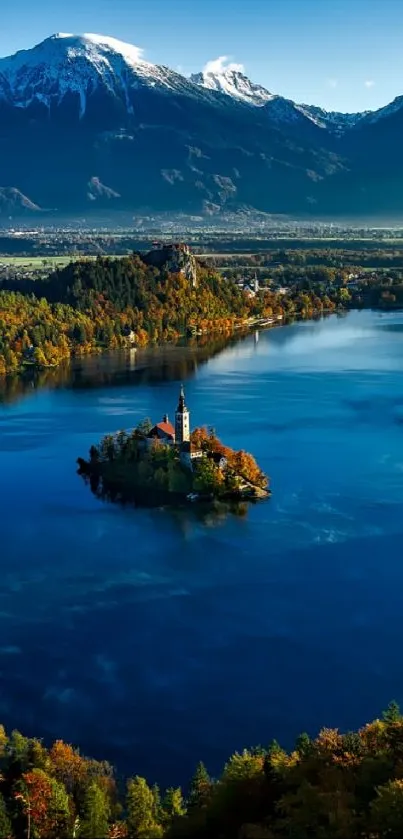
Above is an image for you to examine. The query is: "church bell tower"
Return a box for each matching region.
[175,384,190,444]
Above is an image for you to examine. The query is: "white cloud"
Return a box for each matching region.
[203,56,245,76]
[82,34,145,64]
[327,78,338,89]
[364,79,375,88]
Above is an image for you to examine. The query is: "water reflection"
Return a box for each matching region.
[79,468,252,525]
[0,332,252,406]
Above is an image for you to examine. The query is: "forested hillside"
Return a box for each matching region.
[1,705,403,837]
[0,254,249,374]
[0,251,340,375]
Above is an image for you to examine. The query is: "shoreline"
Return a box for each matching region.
[78,459,271,509]
[0,309,338,380]
[0,306,398,399]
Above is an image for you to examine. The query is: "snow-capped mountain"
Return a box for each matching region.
[0,33,402,217]
[190,65,369,132]
[190,68,274,107]
[0,33,200,117]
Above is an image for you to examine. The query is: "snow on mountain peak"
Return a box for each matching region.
[203,56,245,76]
[20,32,149,72]
[0,33,178,116]
[190,59,274,106]
[68,33,147,66]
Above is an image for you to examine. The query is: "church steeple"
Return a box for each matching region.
[177,384,186,413]
[175,384,190,443]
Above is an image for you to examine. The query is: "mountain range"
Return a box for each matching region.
[0,33,402,217]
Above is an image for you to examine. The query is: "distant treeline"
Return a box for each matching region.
[208,247,403,274]
[1,704,403,837]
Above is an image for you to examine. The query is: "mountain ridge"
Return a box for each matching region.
[0,33,402,217]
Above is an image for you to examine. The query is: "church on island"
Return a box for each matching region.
[146,385,205,470]
[79,383,269,504]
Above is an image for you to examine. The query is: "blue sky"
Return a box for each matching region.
[2,0,402,112]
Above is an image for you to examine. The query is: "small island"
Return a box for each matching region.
[78,385,269,507]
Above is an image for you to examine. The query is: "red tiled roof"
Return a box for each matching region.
[154,421,175,438]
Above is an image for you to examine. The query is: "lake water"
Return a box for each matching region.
[1,309,403,786]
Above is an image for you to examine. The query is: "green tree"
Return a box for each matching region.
[193,458,223,494]
[370,779,403,838]
[151,784,162,824]
[126,776,162,838]
[188,762,212,809]
[383,701,402,723]
[8,730,30,772]
[295,733,313,758]
[33,347,48,367]
[80,781,110,838]
[48,777,72,838]
[0,726,8,757]
[162,787,186,825]
[137,418,153,436]
[0,793,12,839]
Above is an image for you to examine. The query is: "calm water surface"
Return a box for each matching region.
[1,310,403,785]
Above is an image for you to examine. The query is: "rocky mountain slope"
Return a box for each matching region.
[0,187,41,214]
[0,33,401,216]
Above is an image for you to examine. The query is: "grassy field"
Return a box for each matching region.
[0,255,89,269]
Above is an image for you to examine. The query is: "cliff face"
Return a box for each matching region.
[143,244,198,288]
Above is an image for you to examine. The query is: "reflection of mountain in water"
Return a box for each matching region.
[0,333,251,406]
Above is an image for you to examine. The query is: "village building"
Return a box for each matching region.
[237,273,260,297]
[180,441,204,469]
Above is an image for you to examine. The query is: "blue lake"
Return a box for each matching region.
[1,309,403,786]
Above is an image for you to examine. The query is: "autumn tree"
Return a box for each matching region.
[16,769,71,839]
[49,740,86,796]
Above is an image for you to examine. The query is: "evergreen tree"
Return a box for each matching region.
[126,776,162,838]
[0,794,11,839]
[80,781,110,838]
[49,777,72,838]
[162,787,186,825]
[151,784,162,823]
[383,701,402,723]
[188,762,212,809]
[295,732,313,757]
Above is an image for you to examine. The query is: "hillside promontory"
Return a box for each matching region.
[0,242,339,375]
